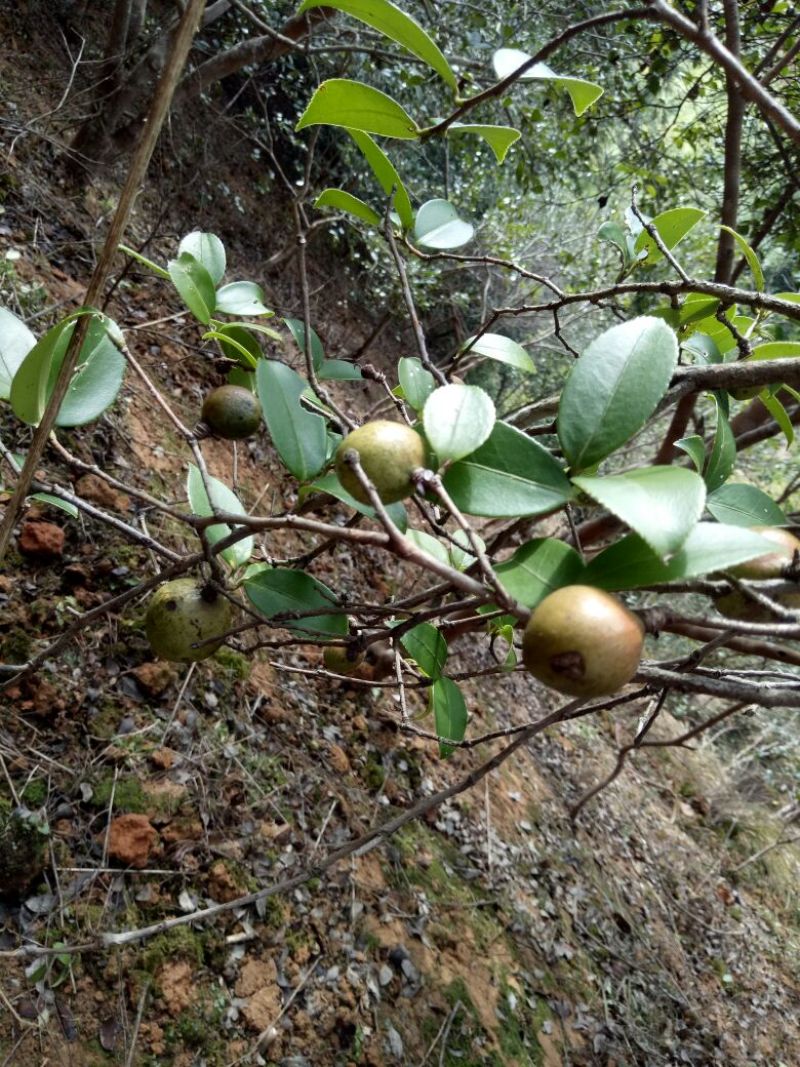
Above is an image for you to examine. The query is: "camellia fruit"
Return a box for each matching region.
[145,578,233,662]
[715,587,800,622]
[728,526,800,580]
[201,385,261,440]
[335,420,428,505]
[522,585,644,698]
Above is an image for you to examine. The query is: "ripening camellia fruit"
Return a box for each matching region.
[322,645,365,675]
[728,526,800,580]
[201,385,261,440]
[522,585,644,698]
[335,420,428,505]
[145,578,233,662]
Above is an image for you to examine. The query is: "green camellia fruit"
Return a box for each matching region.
[145,578,233,662]
[522,585,644,698]
[201,385,261,440]
[322,645,365,675]
[728,526,800,580]
[335,420,428,505]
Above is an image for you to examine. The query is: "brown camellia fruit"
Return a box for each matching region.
[201,385,261,440]
[145,578,233,662]
[322,645,365,675]
[729,526,800,580]
[522,585,644,698]
[335,420,428,505]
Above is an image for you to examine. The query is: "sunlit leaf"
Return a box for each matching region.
[297,79,418,139]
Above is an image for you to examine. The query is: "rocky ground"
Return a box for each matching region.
[2,11,800,1066]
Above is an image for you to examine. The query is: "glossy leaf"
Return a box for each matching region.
[204,324,260,368]
[495,537,584,609]
[118,243,170,280]
[750,340,800,362]
[597,221,635,269]
[306,472,407,531]
[398,357,435,410]
[443,420,574,518]
[284,317,325,372]
[215,281,270,316]
[400,622,448,679]
[406,527,451,566]
[167,252,216,323]
[186,465,253,569]
[760,392,794,446]
[704,401,735,493]
[447,123,521,163]
[491,51,603,115]
[706,483,786,527]
[244,567,346,636]
[719,225,764,291]
[178,232,226,285]
[347,130,414,230]
[318,359,363,381]
[675,435,705,473]
[557,316,678,471]
[573,467,705,559]
[296,79,418,139]
[447,528,483,571]
[314,188,381,226]
[30,492,78,519]
[0,307,35,399]
[10,313,125,427]
[256,360,327,481]
[429,676,467,757]
[585,523,775,590]
[423,383,495,462]
[460,333,534,372]
[298,0,456,90]
[414,199,473,250]
[634,207,705,266]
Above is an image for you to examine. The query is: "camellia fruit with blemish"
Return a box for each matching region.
[728,526,800,580]
[201,384,261,440]
[522,585,644,698]
[335,419,427,505]
[145,578,233,662]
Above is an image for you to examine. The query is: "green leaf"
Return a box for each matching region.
[256,361,327,482]
[314,188,381,226]
[414,199,473,250]
[447,123,521,163]
[443,420,574,518]
[750,340,800,362]
[760,392,794,446]
[719,225,764,291]
[423,383,495,462]
[706,483,786,527]
[283,317,325,372]
[203,324,260,368]
[557,316,679,471]
[460,333,534,373]
[495,537,584,609]
[297,79,418,139]
[347,130,414,231]
[447,528,483,571]
[118,244,170,280]
[675,435,705,472]
[398,357,435,410]
[585,523,777,590]
[633,207,705,266]
[573,467,706,559]
[491,51,603,115]
[10,312,125,427]
[30,492,78,519]
[226,367,255,390]
[0,307,35,399]
[167,252,216,324]
[298,0,456,90]
[215,281,270,316]
[406,527,451,566]
[597,221,635,268]
[178,232,226,286]
[306,472,407,531]
[430,676,468,757]
[244,567,346,636]
[400,622,448,678]
[704,400,735,492]
[186,465,254,569]
[318,359,363,381]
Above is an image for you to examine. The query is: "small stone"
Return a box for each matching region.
[149,748,175,770]
[133,661,177,696]
[378,964,393,986]
[18,521,65,558]
[105,814,158,869]
[208,859,240,903]
[328,743,350,775]
[75,473,130,513]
